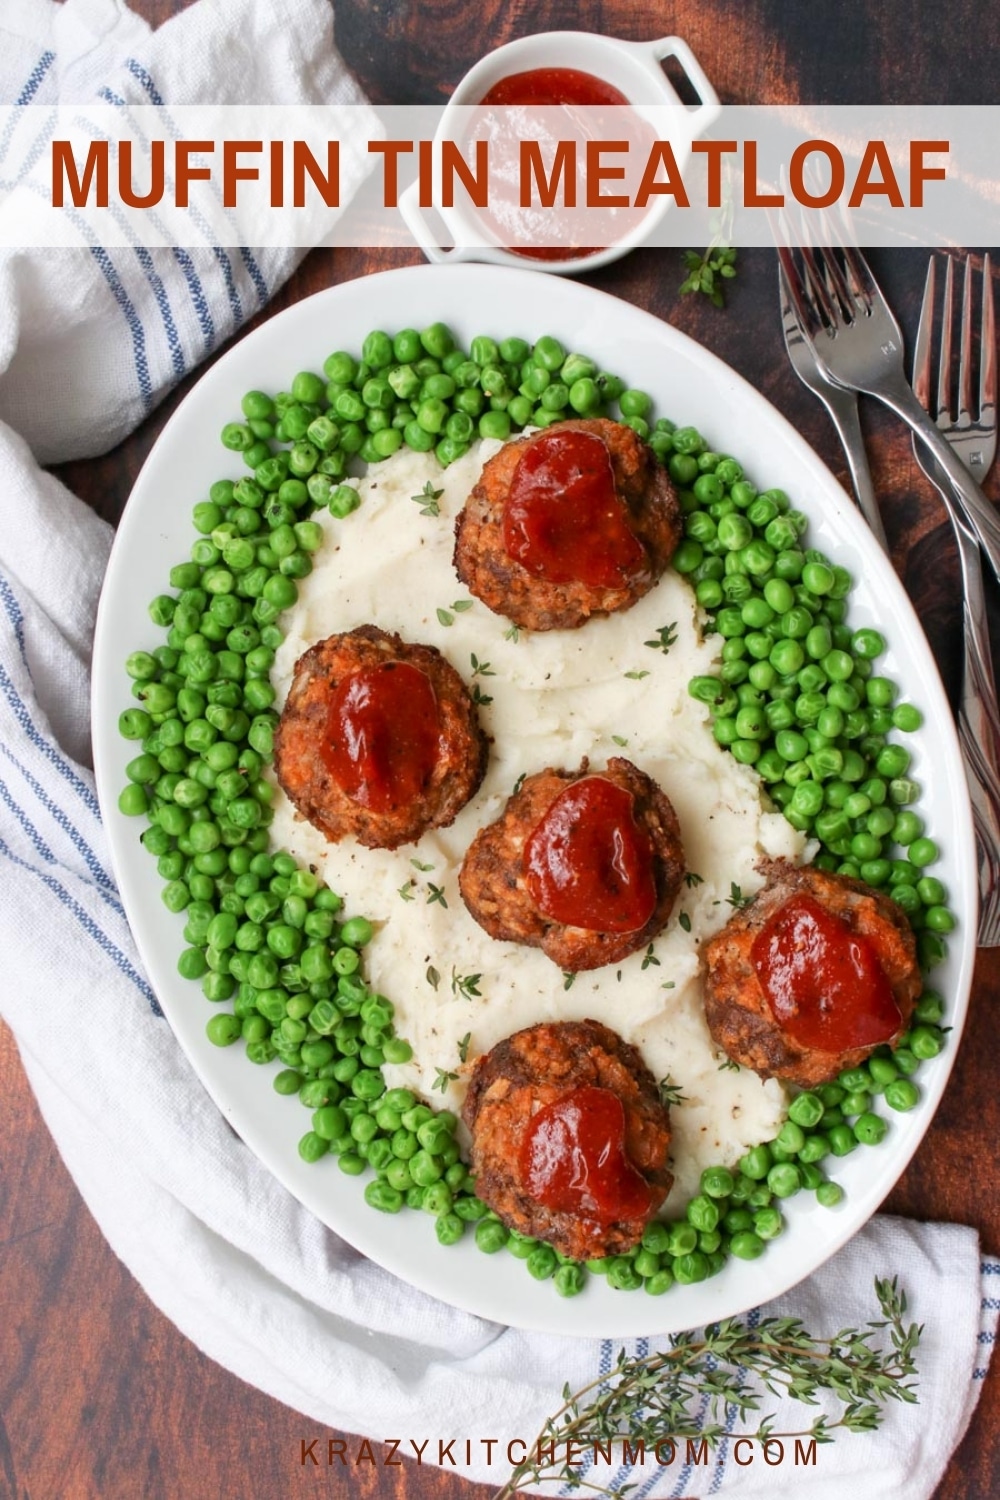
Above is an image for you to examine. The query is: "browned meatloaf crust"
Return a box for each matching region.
[273,624,488,850]
[458,757,685,971]
[462,1019,673,1260]
[453,417,682,631]
[703,861,921,1087]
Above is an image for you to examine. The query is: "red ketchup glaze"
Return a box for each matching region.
[480,67,630,108]
[502,429,646,589]
[322,662,441,813]
[521,1085,652,1222]
[524,776,657,933]
[750,893,902,1052]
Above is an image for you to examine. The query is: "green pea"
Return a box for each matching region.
[908,837,939,869]
[827,1124,858,1157]
[686,1195,720,1233]
[754,1207,784,1241]
[854,1111,888,1145]
[475,1218,509,1254]
[816,1181,844,1208]
[798,1134,829,1164]
[766,1162,801,1198]
[729,1231,765,1261]
[885,1078,920,1111]
[605,1257,643,1291]
[739,1144,772,1180]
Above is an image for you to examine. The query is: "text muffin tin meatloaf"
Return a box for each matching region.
[453,417,682,631]
[459,757,686,971]
[704,861,921,1088]
[462,1020,673,1260]
[274,625,488,850]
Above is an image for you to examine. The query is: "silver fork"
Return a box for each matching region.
[912,254,1000,946]
[779,259,888,551]
[777,237,1000,587]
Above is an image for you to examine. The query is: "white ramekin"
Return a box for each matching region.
[398,31,720,273]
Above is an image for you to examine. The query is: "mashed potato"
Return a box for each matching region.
[270,441,807,1204]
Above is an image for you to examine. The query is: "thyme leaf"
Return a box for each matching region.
[411,480,443,516]
[451,969,482,1000]
[645,622,678,655]
[432,1067,458,1093]
[658,1077,688,1108]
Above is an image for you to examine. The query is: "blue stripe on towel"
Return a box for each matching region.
[0,50,56,169]
[17,49,56,106]
[133,245,185,379]
[238,245,270,309]
[0,577,105,822]
[212,245,244,327]
[123,57,165,107]
[0,574,27,660]
[174,246,217,349]
[88,246,154,409]
[0,744,120,897]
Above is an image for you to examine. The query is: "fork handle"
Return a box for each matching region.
[813,384,889,551]
[953,517,1000,943]
[877,380,1000,586]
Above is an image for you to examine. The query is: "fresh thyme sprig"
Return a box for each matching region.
[494,1279,920,1500]
[678,165,738,310]
[679,243,738,309]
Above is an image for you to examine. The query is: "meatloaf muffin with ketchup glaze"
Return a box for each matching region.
[462,1019,673,1260]
[459,757,685,971]
[274,625,488,850]
[704,861,921,1088]
[453,417,682,631]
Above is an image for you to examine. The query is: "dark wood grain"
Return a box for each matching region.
[7,4,1000,1499]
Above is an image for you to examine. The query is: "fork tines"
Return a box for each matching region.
[914,254,996,464]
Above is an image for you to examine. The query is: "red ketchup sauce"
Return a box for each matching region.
[502,429,646,589]
[750,893,902,1052]
[480,67,629,108]
[322,662,441,813]
[521,1085,651,1222]
[524,776,656,932]
[479,68,630,260]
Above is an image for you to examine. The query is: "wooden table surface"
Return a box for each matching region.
[3,1,1000,1496]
